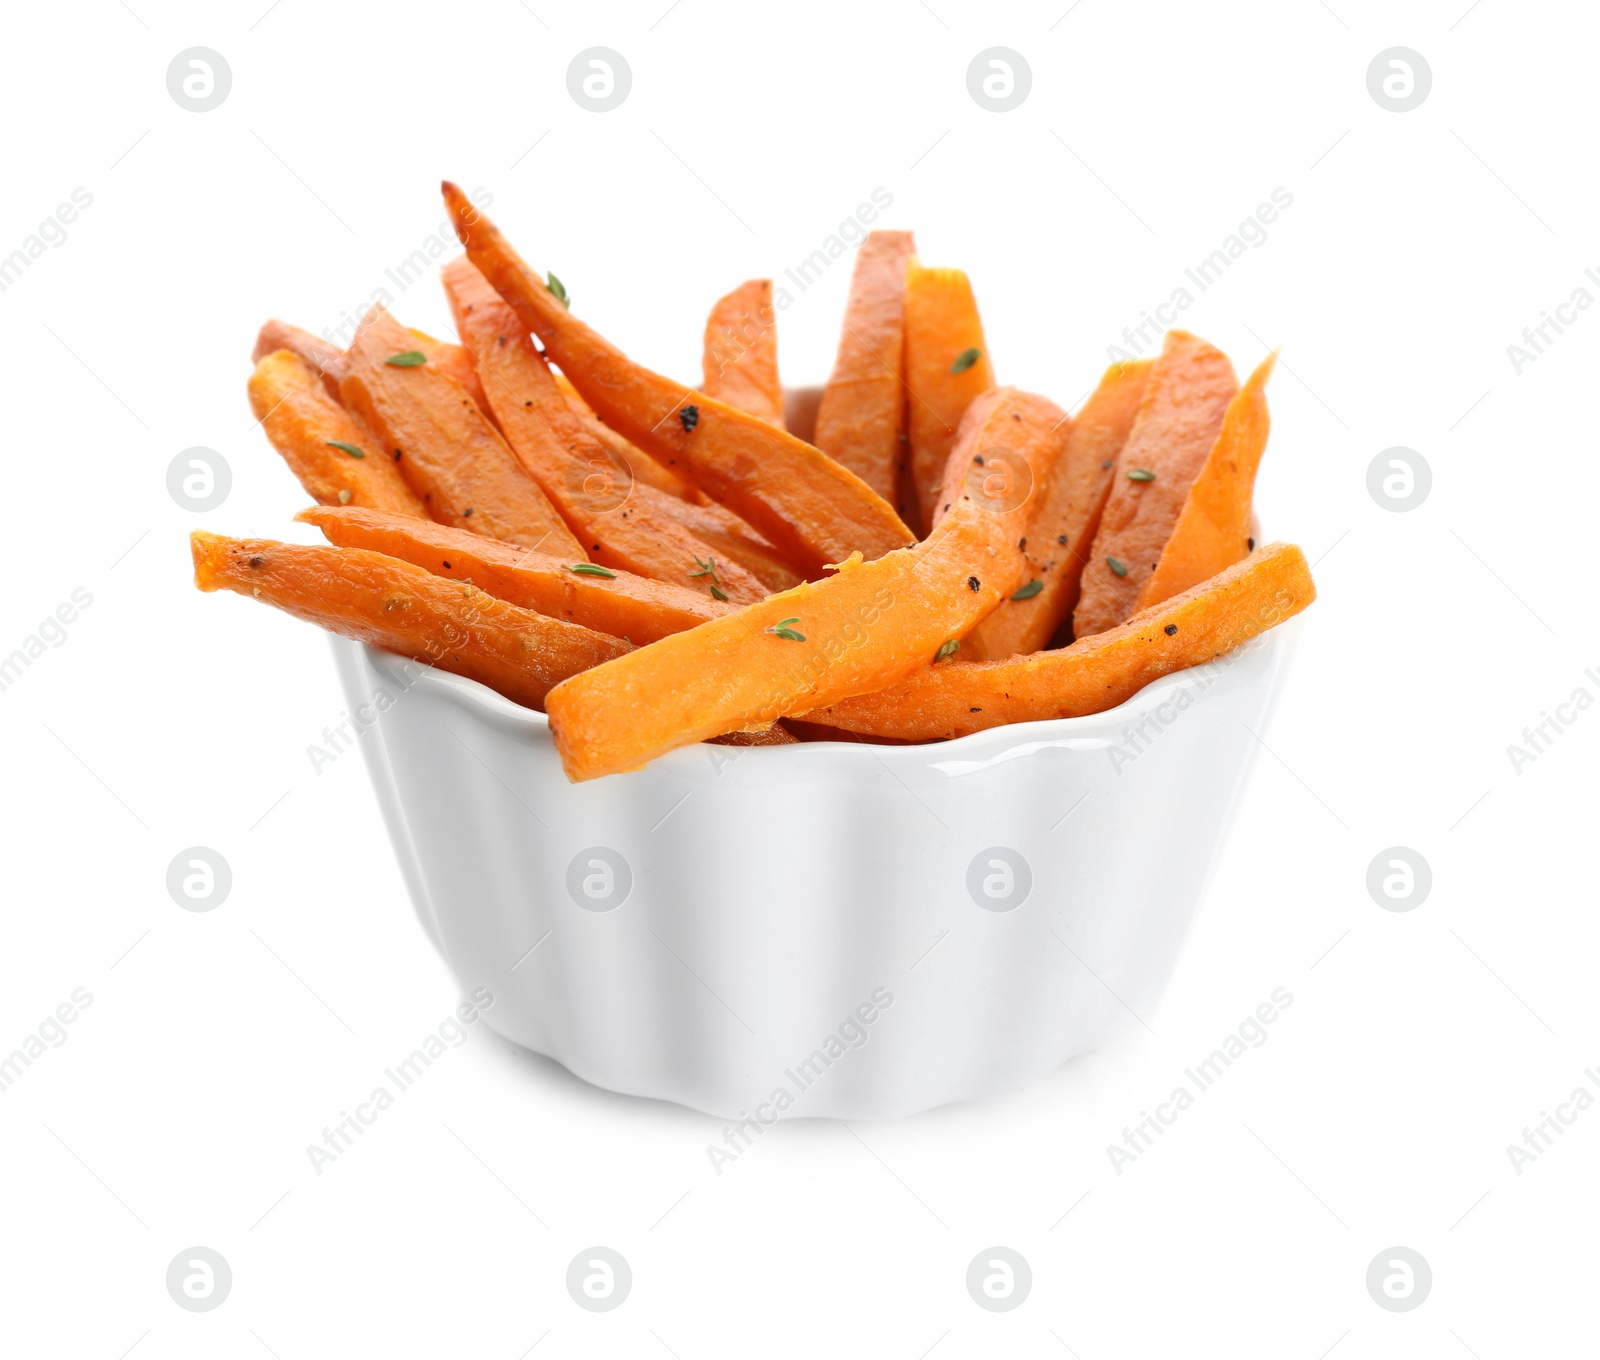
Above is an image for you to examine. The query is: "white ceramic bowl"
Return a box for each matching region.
[331,605,1300,1121]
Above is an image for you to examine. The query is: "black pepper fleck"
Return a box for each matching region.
[966,576,980,592]
[443,560,452,569]
[248,555,264,569]
[1247,536,1255,551]
[463,508,473,517]
[1018,537,1026,551]
[970,707,982,713]
[1101,459,1112,469]
[1164,623,1178,636]
[679,404,699,432]
[1057,533,1068,545]
[973,454,984,465]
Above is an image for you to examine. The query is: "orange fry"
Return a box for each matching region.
[442,181,913,574]
[702,279,785,427]
[191,532,628,711]
[299,504,732,644]
[813,230,917,505]
[248,349,427,517]
[338,305,585,557]
[803,542,1314,740]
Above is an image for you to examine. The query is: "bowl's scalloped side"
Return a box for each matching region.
[330,612,1303,1119]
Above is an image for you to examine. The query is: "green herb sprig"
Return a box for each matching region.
[689,556,729,602]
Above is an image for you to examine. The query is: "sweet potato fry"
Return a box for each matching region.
[253,320,344,398]
[191,532,629,710]
[248,350,428,517]
[440,258,769,604]
[542,389,1064,780]
[702,279,785,427]
[966,359,1151,659]
[554,400,832,590]
[812,231,917,504]
[655,496,805,592]
[298,505,732,644]
[930,388,1068,530]
[406,328,494,424]
[802,542,1314,740]
[338,305,586,558]
[904,262,995,533]
[250,319,496,424]
[1138,355,1273,609]
[779,718,914,745]
[442,181,913,574]
[559,367,802,588]
[924,385,1071,650]
[1073,331,1237,638]
[709,723,799,747]
[785,387,823,443]
[552,371,701,502]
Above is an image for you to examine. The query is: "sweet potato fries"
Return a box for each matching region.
[199,183,1313,781]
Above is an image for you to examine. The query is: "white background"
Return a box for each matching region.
[2,0,1595,1355]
